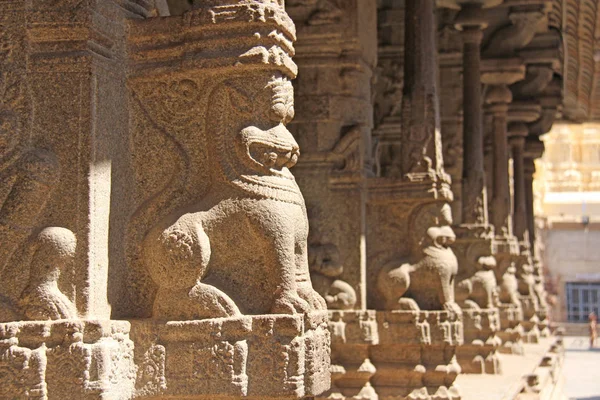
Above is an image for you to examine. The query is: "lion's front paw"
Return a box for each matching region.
[298,286,328,310]
[444,301,463,317]
[271,291,311,314]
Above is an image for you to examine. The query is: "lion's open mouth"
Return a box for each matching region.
[240,125,300,171]
[249,143,299,169]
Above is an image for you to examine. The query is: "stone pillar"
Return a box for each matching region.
[0,1,155,397]
[285,1,377,397]
[524,158,536,251]
[126,2,330,398]
[457,9,487,225]
[287,0,376,313]
[509,123,540,343]
[510,124,528,242]
[447,1,504,374]
[486,86,513,236]
[368,1,463,397]
[484,84,524,354]
[525,137,551,337]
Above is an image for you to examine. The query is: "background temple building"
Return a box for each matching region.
[536,123,600,325]
[0,0,598,399]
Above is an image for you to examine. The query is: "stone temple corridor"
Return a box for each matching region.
[0,0,599,399]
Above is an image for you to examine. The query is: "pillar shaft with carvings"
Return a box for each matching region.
[285,0,378,397]
[487,86,513,236]
[461,24,487,225]
[369,1,463,397]
[511,133,528,241]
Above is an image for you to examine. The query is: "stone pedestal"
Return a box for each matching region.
[318,311,379,399]
[0,320,135,400]
[497,303,525,354]
[131,313,330,399]
[494,235,525,354]
[456,308,501,374]
[371,311,463,400]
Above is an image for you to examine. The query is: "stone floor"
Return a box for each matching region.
[457,338,558,400]
[563,336,600,400]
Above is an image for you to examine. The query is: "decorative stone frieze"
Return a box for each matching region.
[0,320,135,399]
[317,310,379,399]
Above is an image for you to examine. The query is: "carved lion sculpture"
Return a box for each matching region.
[515,253,539,319]
[455,242,498,310]
[497,260,521,307]
[141,73,326,320]
[377,203,461,314]
[20,227,77,320]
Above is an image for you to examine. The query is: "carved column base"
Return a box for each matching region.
[0,320,135,400]
[456,308,502,374]
[520,295,541,344]
[497,304,525,354]
[317,311,379,400]
[538,319,551,338]
[370,311,463,400]
[130,312,330,399]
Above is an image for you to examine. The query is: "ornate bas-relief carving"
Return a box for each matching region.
[0,320,135,400]
[20,227,78,321]
[377,203,461,315]
[0,37,66,322]
[309,242,357,310]
[139,74,325,320]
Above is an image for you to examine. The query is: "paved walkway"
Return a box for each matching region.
[457,338,556,400]
[563,336,600,400]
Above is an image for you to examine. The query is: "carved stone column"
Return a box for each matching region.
[441,0,505,374]
[486,85,513,236]
[457,7,487,225]
[509,123,540,344]
[483,84,524,354]
[125,2,330,398]
[510,125,528,242]
[368,1,463,397]
[0,1,147,397]
[525,137,551,338]
[285,1,377,397]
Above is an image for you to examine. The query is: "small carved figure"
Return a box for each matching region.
[377,203,461,314]
[19,227,77,320]
[309,243,357,310]
[142,74,326,320]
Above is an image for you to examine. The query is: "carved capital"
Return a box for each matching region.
[483,10,545,57]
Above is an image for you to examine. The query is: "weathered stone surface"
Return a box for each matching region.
[130,313,330,399]
[318,310,379,399]
[0,0,575,398]
[0,320,135,400]
[287,0,377,311]
[371,310,463,400]
[456,308,502,374]
[0,1,331,398]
